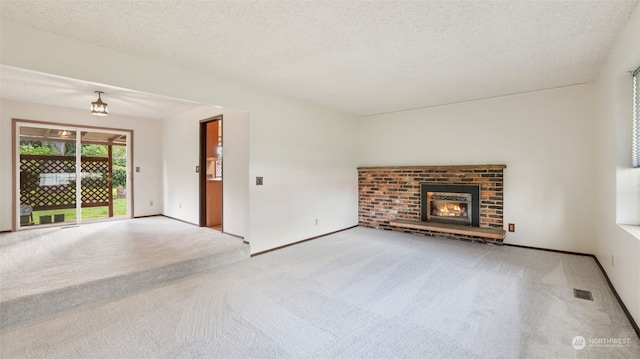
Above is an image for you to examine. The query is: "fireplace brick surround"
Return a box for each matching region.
[358,164,506,242]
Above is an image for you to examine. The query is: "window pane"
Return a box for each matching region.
[633,68,640,167]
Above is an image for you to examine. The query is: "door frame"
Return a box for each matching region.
[199,115,223,229]
[12,118,134,231]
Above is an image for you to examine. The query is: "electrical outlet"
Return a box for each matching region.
[315,218,318,225]
[508,223,515,232]
[612,255,614,267]
[179,203,182,209]
[149,200,153,206]
[256,177,263,185]
[136,166,140,172]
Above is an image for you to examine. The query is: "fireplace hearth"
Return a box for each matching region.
[421,184,480,227]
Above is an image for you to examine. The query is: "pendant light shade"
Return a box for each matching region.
[91,91,109,116]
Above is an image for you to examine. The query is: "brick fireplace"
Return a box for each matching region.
[358,164,506,242]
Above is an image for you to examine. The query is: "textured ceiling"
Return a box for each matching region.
[1,0,638,117]
[0,65,204,120]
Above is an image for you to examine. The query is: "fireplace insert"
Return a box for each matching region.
[420,184,480,227]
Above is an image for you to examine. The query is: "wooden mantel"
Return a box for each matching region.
[358,164,507,170]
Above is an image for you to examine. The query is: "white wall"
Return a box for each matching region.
[0,21,359,253]
[594,4,640,326]
[0,99,164,230]
[162,105,249,238]
[358,84,597,254]
[162,101,358,251]
[221,108,251,238]
[248,100,359,253]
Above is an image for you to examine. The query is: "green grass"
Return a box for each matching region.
[30,197,127,224]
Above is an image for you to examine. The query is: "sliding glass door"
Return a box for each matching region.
[79,131,129,222]
[16,122,131,229]
[18,125,78,227]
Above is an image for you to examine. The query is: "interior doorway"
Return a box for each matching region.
[199,115,223,230]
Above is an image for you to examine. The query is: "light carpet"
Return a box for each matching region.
[1,226,638,358]
[0,217,249,329]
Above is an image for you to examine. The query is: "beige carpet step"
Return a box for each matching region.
[0,217,250,331]
[0,244,248,331]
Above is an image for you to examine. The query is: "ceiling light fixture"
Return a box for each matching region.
[90,91,109,116]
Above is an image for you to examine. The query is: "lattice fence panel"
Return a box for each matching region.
[20,155,111,211]
[81,157,110,207]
